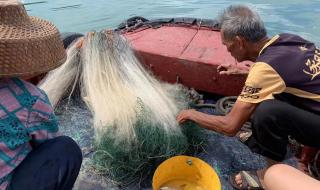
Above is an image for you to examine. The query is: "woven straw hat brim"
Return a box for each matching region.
[0,16,66,77]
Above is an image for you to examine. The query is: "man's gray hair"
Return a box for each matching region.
[218,5,267,42]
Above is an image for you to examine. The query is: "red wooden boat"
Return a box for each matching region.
[119,17,252,96]
[59,17,252,96]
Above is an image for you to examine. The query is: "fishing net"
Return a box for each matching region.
[91,86,206,185]
[40,30,206,187]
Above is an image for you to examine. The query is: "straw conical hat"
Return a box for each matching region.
[0,0,66,77]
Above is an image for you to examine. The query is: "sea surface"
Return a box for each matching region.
[24,0,320,45]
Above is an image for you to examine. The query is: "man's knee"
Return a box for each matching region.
[264,164,289,189]
[264,164,320,190]
[253,99,281,122]
[264,164,289,180]
[246,100,289,161]
[253,99,287,123]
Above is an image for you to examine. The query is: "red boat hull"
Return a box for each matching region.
[124,25,252,96]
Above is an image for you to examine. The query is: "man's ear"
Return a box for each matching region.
[235,35,245,50]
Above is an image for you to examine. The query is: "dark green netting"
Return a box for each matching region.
[91,101,206,186]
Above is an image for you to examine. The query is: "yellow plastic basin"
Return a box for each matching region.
[152,155,221,190]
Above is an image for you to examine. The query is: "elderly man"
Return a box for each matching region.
[177,5,320,190]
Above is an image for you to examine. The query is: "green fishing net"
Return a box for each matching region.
[92,100,206,186]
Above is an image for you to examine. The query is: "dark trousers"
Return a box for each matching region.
[9,136,82,190]
[245,99,320,161]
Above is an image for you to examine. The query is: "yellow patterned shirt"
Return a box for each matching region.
[238,33,320,113]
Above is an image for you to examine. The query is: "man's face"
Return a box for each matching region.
[221,31,247,62]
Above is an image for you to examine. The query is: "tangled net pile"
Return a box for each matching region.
[39,30,206,186]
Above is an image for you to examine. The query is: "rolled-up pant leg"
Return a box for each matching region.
[245,99,320,161]
[9,136,82,190]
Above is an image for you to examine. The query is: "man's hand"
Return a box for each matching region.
[176,109,196,124]
[176,100,257,136]
[217,63,250,75]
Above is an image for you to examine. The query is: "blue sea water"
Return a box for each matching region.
[24,0,320,45]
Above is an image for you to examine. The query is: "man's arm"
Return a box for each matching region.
[176,100,257,136]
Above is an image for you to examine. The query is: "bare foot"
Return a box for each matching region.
[238,131,252,142]
[234,169,266,189]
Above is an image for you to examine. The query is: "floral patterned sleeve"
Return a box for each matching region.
[26,93,60,145]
